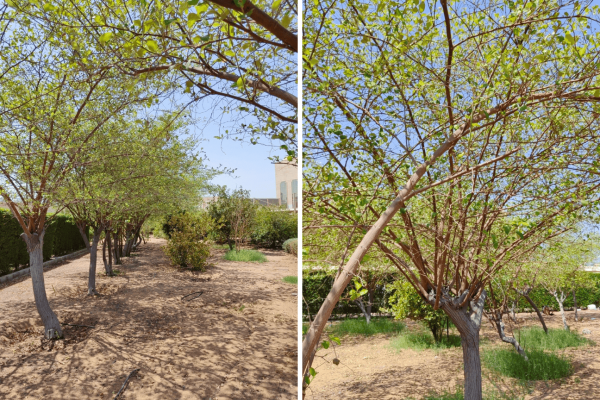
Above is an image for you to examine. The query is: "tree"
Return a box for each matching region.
[302,0,600,397]
[207,186,254,250]
[9,0,299,157]
[0,12,158,338]
[535,233,600,330]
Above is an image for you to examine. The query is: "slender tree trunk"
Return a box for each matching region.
[113,231,120,265]
[510,300,517,322]
[21,231,63,339]
[573,290,578,322]
[354,298,371,324]
[553,291,569,331]
[105,231,114,276]
[87,227,102,295]
[518,290,548,334]
[367,288,374,319]
[440,290,487,400]
[102,236,107,269]
[492,311,528,360]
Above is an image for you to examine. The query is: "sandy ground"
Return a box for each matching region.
[0,237,298,400]
[306,311,600,400]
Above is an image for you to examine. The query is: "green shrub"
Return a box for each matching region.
[282,238,298,255]
[330,317,405,336]
[163,212,214,271]
[387,279,450,342]
[482,348,573,381]
[515,327,591,351]
[224,249,267,262]
[207,187,257,249]
[0,210,88,276]
[251,207,297,247]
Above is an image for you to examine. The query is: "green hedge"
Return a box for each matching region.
[251,207,297,248]
[0,210,88,276]
[517,275,600,310]
[303,268,395,318]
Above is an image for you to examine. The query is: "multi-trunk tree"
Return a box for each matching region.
[303,0,600,397]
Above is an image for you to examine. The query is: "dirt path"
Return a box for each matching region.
[0,238,298,400]
[306,311,600,400]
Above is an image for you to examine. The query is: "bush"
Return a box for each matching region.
[482,348,573,381]
[224,249,267,262]
[387,279,450,343]
[251,207,297,247]
[282,238,298,255]
[163,212,214,271]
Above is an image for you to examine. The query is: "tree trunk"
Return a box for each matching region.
[573,290,578,322]
[87,227,102,295]
[354,298,371,324]
[492,311,528,360]
[105,231,114,276]
[520,290,548,334]
[367,288,374,319]
[510,300,517,322]
[113,232,121,265]
[21,231,63,339]
[553,291,569,331]
[102,236,107,269]
[440,290,487,400]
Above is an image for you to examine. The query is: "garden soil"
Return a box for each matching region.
[306,311,600,399]
[0,237,298,399]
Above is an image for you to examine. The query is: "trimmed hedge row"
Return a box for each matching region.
[303,268,395,317]
[303,268,600,319]
[0,209,88,276]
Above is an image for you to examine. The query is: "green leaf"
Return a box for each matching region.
[309,367,317,377]
[99,32,114,44]
[43,3,57,12]
[164,18,177,26]
[196,3,209,13]
[281,13,292,28]
[236,77,244,88]
[354,281,362,291]
[146,40,158,52]
[321,340,330,349]
[224,50,236,57]
[272,0,282,11]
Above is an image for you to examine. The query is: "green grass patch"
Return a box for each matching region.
[224,249,267,262]
[390,332,462,351]
[482,348,573,381]
[329,317,405,336]
[282,276,297,284]
[515,327,592,351]
[415,386,522,400]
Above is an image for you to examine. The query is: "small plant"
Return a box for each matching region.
[163,212,214,271]
[329,317,405,336]
[282,238,298,255]
[283,276,298,284]
[482,348,573,381]
[224,249,267,262]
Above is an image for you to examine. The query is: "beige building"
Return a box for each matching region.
[275,160,298,210]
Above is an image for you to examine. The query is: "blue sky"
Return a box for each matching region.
[200,135,280,198]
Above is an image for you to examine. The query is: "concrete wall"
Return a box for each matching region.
[275,161,298,210]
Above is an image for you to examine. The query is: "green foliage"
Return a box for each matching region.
[283,276,298,284]
[329,317,405,336]
[0,210,88,276]
[482,349,573,381]
[515,327,591,351]
[390,332,461,351]
[251,207,297,248]
[163,212,214,271]
[207,187,256,249]
[302,266,395,317]
[516,273,600,310]
[387,280,449,343]
[224,249,267,263]
[282,238,298,255]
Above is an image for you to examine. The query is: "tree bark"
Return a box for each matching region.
[553,291,569,331]
[105,230,114,276]
[354,298,371,324]
[21,231,63,339]
[518,290,548,334]
[510,300,517,323]
[439,290,487,400]
[87,227,102,295]
[367,288,374,319]
[573,290,578,322]
[491,311,528,360]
